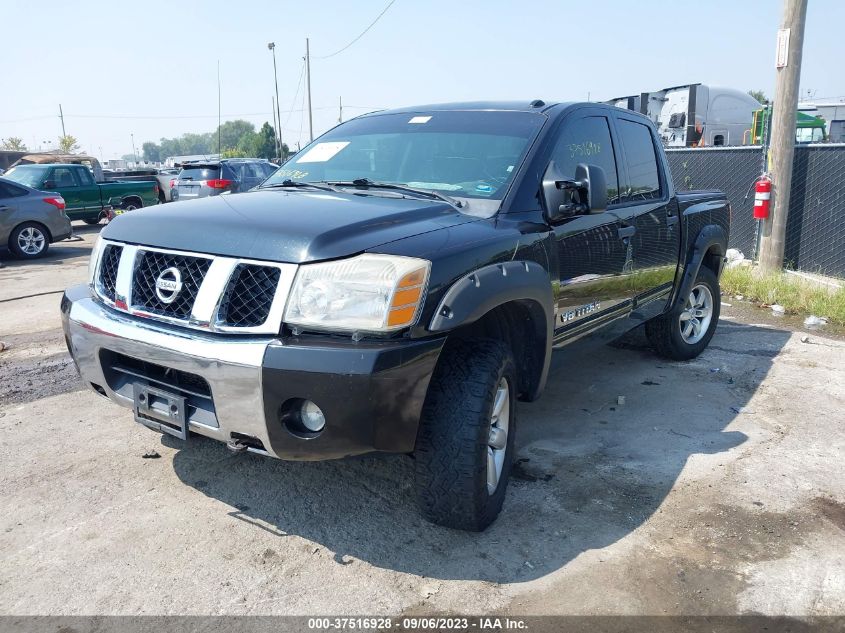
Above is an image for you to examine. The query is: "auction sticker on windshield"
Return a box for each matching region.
[297,141,350,163]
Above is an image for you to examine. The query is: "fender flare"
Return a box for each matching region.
[428,260,554,401]
[672,224,728,310]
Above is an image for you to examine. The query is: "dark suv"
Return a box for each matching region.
[173,159,277,201]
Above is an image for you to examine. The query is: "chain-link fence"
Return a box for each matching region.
[666,144,845,278]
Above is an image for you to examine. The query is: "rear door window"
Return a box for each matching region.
[616,119,662,202]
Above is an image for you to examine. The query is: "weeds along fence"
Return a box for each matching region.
[666,144,845,278]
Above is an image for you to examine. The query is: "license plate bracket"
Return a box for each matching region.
[133,383,188,441]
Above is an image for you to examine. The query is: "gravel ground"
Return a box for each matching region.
[0,225,842,617]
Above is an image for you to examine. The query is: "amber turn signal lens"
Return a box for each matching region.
[386,268,428,327]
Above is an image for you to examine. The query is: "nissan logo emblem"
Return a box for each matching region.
[155,267,183,304]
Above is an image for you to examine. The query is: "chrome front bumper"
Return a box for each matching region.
[62,284,446,461]
[61,284,276,457]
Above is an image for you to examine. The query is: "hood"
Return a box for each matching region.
[102,189,478,263]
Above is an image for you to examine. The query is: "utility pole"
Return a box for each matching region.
[272,96,281,159]
[758,0,808,273]
[58,104,66,138]
[338,96,343,123]
[217,60,222,156]
[305,38,313,142]
[268,43,283,159]
[130,133,137,165]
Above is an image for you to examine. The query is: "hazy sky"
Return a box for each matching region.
[3,0,842,159]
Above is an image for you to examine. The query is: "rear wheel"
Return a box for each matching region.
[9,222,50,259]
[121,199,142,211]
[646,266,720,360]
[414,338,517,531]
[83,215,103,225]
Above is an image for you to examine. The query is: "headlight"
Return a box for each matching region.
[284,254,430,333]
[87,235,104,286]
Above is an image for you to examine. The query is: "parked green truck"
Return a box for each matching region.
[4,164,159,223]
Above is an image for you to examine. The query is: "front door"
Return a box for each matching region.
[46,166,85,219]
[548,111,636,339]
[72,166,103,219]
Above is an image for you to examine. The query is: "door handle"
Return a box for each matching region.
[667,215,679,226]
[0,205,9,211]
[617,225,636,239]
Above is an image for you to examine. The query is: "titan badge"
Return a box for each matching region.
[557,301,601,325]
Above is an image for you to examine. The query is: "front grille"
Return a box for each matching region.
[93,240,293,334]
[218,264,281,327]
[99,244,122,301]
[131,251,211,319]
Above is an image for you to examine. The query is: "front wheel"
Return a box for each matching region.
[414,338,517,531]
[646,266,721,360]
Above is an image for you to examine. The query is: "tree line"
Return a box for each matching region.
[141,120,288,162]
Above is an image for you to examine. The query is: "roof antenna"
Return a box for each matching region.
[530,99,545,108]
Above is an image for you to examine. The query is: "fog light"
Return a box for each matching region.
[299,400,326,432]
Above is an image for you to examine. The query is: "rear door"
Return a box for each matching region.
[549,109,637,337]
[0,181,25,237]
[613,113,681,312]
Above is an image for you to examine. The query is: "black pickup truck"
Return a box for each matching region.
[61,101,729,531]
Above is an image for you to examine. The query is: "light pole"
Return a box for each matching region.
[130,133,137,165]
[268,42,283,160]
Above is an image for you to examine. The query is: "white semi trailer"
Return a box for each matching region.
[606,83,762,147]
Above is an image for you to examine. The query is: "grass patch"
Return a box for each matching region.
[721,266,845,326]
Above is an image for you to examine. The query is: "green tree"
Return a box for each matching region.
[221,148,248,158]
[748,89,769,105]
[213,120,255,153]
[1,137,27,151]
[58,135,80,153]
[254,122,277,159]
[142,142,161,162]
[180,132,214,155]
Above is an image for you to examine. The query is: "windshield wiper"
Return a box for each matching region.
[320,178,463,209]
[260,179,338,192]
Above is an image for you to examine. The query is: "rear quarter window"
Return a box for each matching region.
[0,181,29,198]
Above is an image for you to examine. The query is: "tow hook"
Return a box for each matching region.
[226,438,249,454]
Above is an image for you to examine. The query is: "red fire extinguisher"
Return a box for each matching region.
[754,175,772,220]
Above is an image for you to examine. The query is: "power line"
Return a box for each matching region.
[281,61,306,131]
[315,0,397,59]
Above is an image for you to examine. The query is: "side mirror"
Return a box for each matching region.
[576,163,608,215]
[541,162,608,222]
[44,181,56,189]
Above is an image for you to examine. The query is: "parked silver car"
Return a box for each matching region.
[173,159,276,201]
[0,177,73,259]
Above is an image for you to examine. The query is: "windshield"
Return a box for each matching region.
[4,165,47,188]
[263,110,545,212]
